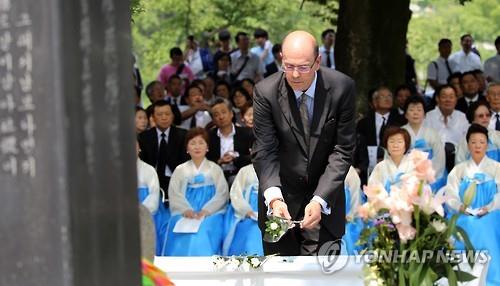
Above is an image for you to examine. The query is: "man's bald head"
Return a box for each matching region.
[281,31,321,92]
[282,31,318,60]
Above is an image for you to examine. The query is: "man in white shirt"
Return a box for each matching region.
[484,36,500,82]
[449,34,483,73]
[250,28,274,67]
[178,84,212,130]
[427,38,457,89]
[207,98,253,185]
[486,82,500,131]
[230,32,264,83]
[424,84,469,171]
[319,29,335,69]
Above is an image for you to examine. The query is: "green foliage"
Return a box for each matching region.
[408,0,500,81]
[131,0,332,84]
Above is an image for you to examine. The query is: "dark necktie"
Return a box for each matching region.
[325,50,332,68]
[379,116,387,143]
[299,93,310,145]
[496,114,500,131]
[190,115,197,128]
[157,132,168,177]
[445,59,452,76]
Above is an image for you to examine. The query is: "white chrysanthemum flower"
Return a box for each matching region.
[250,257,261,268]
[270,222,279,230]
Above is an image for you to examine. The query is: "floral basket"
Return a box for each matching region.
[357,150,477,286]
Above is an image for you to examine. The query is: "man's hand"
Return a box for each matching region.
[218,153,235,164]
[270,199,291,220]
[301,201,322,229]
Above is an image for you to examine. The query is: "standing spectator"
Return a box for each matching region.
[157,47,194,94]
[207,98,253,185]
[427,38,457,90]
[213,29,233,61]
[424,85,469,172]
[484,36,500,82]
[250,28,274,67]
[449,34,483,73]
[138,100,188,196]
[405,47,419,94]
[185,35,214,78]
[230,32,263,83]
[319,29,335,69]
[264,43,282,78]
[486,82,500,131]
[178,84,212,130]
[456,71,486,114]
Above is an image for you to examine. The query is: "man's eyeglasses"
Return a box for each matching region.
[282,56,318,73]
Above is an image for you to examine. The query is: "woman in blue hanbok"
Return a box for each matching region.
[162,128,229,256]
[369,127,415,192]
[222,164,263,256]
[342,166,364,255]
[443,124,500,285]
[402,95,447,191]
[456,101,500,164]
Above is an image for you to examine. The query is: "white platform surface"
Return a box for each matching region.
[154,255,489,286]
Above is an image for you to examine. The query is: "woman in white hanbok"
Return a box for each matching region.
[136,139,171,256]
[342,166,364,255]
[456,101,500,164]
[442,124,500,285]
[369,127,415,192]
[402,95,446,191]
[222,164,263,256]
[162,128,229,256]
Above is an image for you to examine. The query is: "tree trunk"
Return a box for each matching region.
[335,0,411,116]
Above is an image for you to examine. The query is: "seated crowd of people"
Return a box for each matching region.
[133,28,500,284]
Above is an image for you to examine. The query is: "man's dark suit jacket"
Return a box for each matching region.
[252,67,356,254]
[207,126,254,172]
[138,126,188,195]
[455,94,486,114]
[264,62,279,78]
[356,109,405,147]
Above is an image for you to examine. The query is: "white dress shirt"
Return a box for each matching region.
[264,72,330,215]
[449,50,483,73]
[490,111,500,131]
[319,45,335,69]
[178,105,212,130]
[156,127,173,177]
[375,112,389,146]
[427,56,457,85]
[423,108,469,146]
[186,49,204,78]
[217,124,238,171]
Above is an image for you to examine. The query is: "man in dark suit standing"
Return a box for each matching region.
[264,44,282,78]
[207,98,253,185]
[252,31,356,256]
[138,100,188,198]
